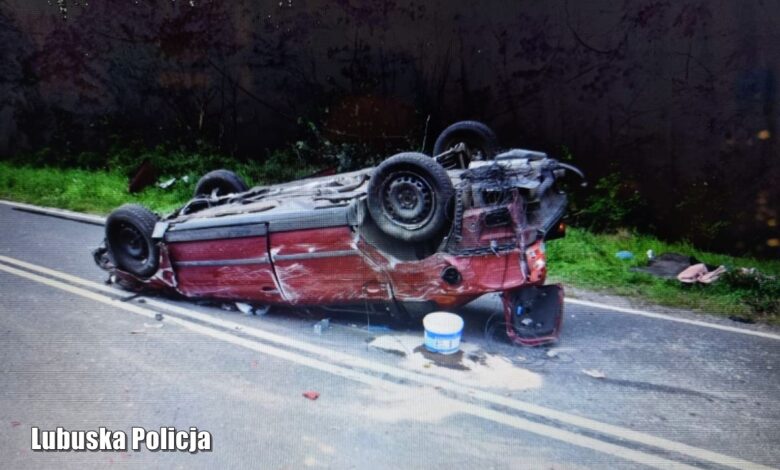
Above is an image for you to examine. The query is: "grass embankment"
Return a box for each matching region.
[1,161,778,323]
[546,229,779,323]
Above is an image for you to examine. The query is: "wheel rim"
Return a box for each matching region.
[116,223,149,263]
[381,171,435,230]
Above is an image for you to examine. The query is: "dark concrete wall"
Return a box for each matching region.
[1,0,778,256]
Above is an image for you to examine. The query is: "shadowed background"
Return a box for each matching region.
[0,0,777,257]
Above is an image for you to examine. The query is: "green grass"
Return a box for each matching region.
[1,161,778,323]
[0,162,194,214]
[547,228,780,323]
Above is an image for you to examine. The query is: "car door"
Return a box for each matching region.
[164,221,283,302]
[269,224,391,304]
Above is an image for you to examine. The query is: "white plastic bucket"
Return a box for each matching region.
[423,312,464,355]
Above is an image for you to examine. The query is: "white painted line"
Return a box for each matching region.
[3,198,775,340]
[566,298,780,341]
[0,261,705,470]
[0,254,774,470]
[0,199,106,225]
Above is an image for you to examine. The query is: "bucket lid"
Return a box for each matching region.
[423,311,464,335]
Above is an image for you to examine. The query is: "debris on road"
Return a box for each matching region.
[366,324,392,333]
[235,302,254,315]
[158,177,177,189]
[302,391,320,401]
[313,318,330,335]
[254,305,270,316]
[154,313,164,321]
[546,349,559,359]
[143,322,163,329]
[582,369,607,379]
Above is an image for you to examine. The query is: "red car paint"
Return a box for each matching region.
[99,152,576,346]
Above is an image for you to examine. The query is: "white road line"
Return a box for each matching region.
[0,254,774,470]
[565,298,780,341]
[0,261,704,470]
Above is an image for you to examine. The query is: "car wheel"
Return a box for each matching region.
[194,169,248,198]
[432,120,499,162]
[367,152,454,242]
[105,204,160,278]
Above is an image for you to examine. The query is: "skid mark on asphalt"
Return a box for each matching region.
[0,256,776,470]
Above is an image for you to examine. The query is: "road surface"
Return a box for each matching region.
[0,202,778,469]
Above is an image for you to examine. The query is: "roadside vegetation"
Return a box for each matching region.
[1,146,778,324]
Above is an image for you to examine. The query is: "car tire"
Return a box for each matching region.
[194,169,248,198]
[432,120,499,161]
[105,204,160,278]
[367,152,454,242]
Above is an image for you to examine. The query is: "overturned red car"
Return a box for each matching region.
[94,121,583,346]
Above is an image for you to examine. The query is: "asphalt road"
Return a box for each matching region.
[0,202,778,469]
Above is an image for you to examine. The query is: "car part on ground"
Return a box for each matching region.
[96,122,582,346]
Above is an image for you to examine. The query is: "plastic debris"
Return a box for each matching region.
[367,325,392,333]
[235,302,254,315]
[158,177,176,189]
[546,349,559,359]
[582,369,606,379]
[615,251,634,260]
[313,318,330,335]
[302,391,320,400]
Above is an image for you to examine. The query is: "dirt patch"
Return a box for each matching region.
[413,345,469,371]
